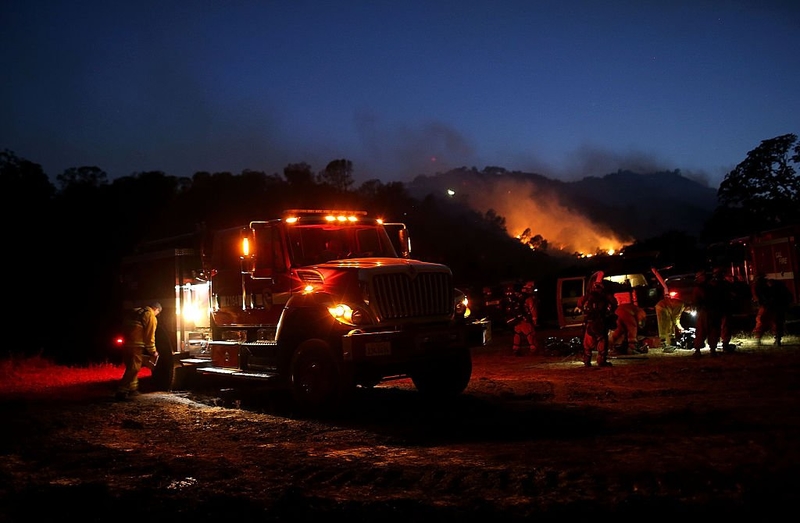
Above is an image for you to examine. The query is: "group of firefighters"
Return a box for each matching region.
[482,269,792,366]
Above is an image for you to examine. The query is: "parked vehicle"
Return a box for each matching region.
[710,224,800,311]
[114,209,491,412]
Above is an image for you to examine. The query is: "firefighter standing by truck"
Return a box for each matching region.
[693,269,734,357]
[753,276,792,346]
[116,301,162,401]
[508,281,540,356]
[577,280,618,367]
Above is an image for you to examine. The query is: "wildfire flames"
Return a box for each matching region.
[452,177,632,256]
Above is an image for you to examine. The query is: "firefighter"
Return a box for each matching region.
[656,294,685,352]
[577,280,618,367]
[693,268,733,357]
[753,277,792,346]
[116,301,162,400]
[609,301,648,354]
[509,281,540,356]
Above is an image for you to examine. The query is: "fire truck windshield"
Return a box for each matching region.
[287,224,398,266]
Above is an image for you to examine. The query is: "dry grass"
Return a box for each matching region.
[0,354,142,396]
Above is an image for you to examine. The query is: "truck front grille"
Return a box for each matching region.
[371,272,453,321]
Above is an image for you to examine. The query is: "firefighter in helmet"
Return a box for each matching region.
[116,301,162,400]
[509,281,540,356]
[577,279,618,367]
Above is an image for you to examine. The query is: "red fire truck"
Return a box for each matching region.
[653,224,800,330]
[116,210,491,411]
[707,224,800,313]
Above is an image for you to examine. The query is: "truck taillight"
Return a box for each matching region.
[113,335,125,347]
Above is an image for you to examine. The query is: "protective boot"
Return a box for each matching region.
[526,334,538,355]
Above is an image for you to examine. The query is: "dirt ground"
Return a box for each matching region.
[2,328,799,522]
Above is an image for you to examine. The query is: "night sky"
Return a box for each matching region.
[2,1,798,187]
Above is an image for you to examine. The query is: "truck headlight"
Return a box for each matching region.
[328,304,369,326]
[454,291,470,318]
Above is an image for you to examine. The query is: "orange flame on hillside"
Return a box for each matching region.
[453,178,633,255]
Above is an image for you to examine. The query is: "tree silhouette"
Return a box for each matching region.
[707,133,800,239]
[283,162,315,187]
[318,159,354,191]
[0,149,55,205]
[0,150,56,356]
[56,166,109,192]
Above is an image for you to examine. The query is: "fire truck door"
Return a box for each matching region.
[246,223,290,329]
[557,276,586,328]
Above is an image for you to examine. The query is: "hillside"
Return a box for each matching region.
[407,168,718,242]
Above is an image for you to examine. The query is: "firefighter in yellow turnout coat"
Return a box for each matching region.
[116,301,162,400]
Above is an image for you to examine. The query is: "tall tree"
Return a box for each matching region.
[55,165,108,192]
[0,150,55,350]
[318,159,354,191]
[0,149,55,206]
[283,162,315,187]
[706,133,800,239]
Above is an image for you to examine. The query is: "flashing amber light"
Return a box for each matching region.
[324,214,359,223]
[285,210,366,224]
[242,237,251,256]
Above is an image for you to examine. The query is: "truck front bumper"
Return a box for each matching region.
[341,318,491,363]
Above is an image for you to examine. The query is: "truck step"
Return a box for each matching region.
[181,358,212,365]
[196,367,278,380]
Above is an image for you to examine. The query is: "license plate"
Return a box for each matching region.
[365,341,391,356]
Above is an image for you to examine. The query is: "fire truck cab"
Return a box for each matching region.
[117,210,491,412]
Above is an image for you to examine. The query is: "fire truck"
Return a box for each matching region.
[116,209,491,411]
[708,224,800,311]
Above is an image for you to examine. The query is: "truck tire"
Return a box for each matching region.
[290,345,342,413]
[411,348,472,399]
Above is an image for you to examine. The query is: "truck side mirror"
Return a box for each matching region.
[398,228,410,258]
[382,222,411,258]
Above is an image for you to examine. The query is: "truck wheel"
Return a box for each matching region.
[411,348,472,398]
[290,346,342,413]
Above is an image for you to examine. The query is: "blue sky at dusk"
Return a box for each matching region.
[2,1,798,188]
